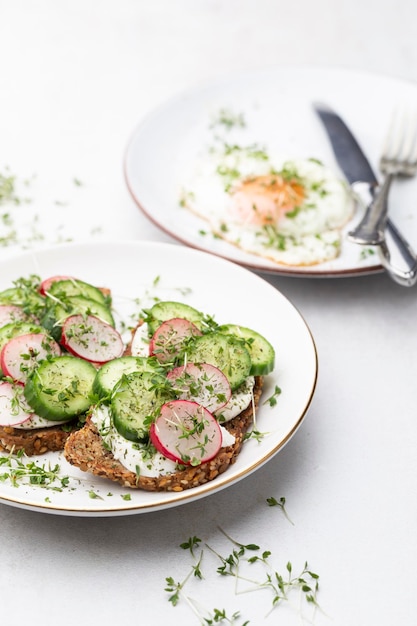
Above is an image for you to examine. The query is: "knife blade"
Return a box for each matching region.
[313,102,417,286]
[313,102,378,186]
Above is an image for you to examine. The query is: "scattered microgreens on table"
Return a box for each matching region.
[0,167,103,252]
[165,503,320,625]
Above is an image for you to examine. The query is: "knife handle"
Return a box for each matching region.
[348,177,392,245]
[379,221,417,286]
[351,182,417,286]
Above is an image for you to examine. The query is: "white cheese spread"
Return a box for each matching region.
[91,405,236,477]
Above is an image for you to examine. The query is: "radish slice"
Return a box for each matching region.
[0,304,28,327]
[149,318,202,363]
[0,381,34,426]
[61,314,124,363]
[167,363,232,413]
[1,333,61,384]
[39,275,75,295]
[12,413,70,429]
[150,399,222,466]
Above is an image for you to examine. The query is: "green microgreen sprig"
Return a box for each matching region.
[210,109,246,131]
[266,496,294,525]
[0,450,70,490]
[165,521,321,624]
[263,385,282,407]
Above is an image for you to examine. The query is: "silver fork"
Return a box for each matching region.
[348,107,417,246]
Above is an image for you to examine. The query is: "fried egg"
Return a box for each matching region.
[180,147,355,267]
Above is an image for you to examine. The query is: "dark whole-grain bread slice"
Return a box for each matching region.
[64,376,264,492]
[0,424,74,456]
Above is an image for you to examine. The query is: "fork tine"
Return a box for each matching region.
[397,108,417,163]
[382,107,402,160]
[381,106,417,170]
[407,109,417,164]
[349,103,417,245]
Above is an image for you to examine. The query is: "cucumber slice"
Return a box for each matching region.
[41,295,115,340]
[0,287,45,318]
[47,278,110,307]
[24,356,97,421]
[111,371,173,442]
[0,322,45,351]
[184,332,252,391]
[218,324,275,376]
[93,356,163,399]
[146,301,204,335]
[54,296,114,326]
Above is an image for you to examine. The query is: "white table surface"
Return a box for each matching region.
[1,2,416,625]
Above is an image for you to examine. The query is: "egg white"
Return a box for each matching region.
[180,150,355,267]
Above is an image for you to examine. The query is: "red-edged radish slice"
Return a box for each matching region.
[0,381,35,426]
[150,399,222,466]
[149,318,202,363]
[39,275,75,295]
[0,304,28,327]
[1,333,61,384]
[61,314,124,363]
[167,362,232,413]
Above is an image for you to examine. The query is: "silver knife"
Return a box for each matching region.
[313,102,417,287]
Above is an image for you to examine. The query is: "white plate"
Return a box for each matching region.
[124,66,417,277]
[0,240,317,516]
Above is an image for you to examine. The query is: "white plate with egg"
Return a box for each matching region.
[124,66,417,277]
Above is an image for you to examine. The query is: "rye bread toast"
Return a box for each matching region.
[0,423,74,456]
[64,376,264,492]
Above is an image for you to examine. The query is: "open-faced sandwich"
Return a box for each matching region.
[0,274,276,493]
[0,275,119,455]
[64,300,275,492]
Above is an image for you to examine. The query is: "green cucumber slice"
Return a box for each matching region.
[111,371,173,442]
[93,356,163,399]
[146,301,204,335]
[218,324,275,376]
[47,279,110,307]
[0,287,45,318]
[184,332,252,391]
[24,356,97,421]
[41,295,115,340]
[53,296,114,326]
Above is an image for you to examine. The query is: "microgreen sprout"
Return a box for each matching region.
[360,247,376,260]
[263,385,282,407]
[165,523,321,624]
[266,496,294,525]
[0,450,70,490]
[165,541,204,606]
[243,428,265,443]
[204,609,246,625]
[210,109,246,131]
[0,168,32,206]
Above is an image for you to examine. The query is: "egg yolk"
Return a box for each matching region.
[229,174,305,226]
